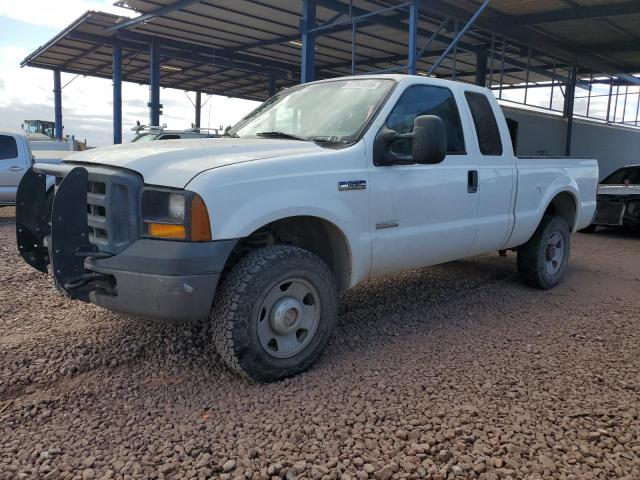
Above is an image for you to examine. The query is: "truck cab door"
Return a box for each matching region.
[463,91,516,255]
[369,85,479,277]
[0,134,26,204]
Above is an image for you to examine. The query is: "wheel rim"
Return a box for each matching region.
[257,277,321,359]
[544,232,564,275]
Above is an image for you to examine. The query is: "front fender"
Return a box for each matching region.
[185,146,371,286]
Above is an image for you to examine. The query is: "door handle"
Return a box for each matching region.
[467,170,478,193]
[9,166,25,172]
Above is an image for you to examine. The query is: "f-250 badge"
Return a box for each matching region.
[338,180,367,191]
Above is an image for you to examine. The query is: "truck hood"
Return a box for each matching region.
[63,138,324,187]
[598,184,640,196]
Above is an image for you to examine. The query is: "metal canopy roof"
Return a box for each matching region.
[21,0,640,102]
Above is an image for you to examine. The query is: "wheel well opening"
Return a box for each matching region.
[223,216,352,291]
[545,192,577,231]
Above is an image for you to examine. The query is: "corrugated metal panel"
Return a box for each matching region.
[20,1,640,104]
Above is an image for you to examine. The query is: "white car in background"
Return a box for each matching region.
[0,131,71,207]
[131,125,220,142]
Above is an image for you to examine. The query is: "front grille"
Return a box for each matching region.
[594,202,625,226]
[51,165,142,254]
[87,181,108,245]
[37,163,143,254]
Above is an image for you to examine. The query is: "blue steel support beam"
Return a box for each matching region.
[408,0,418,75]
[149,39,161,126]
[112,42,122,144]
[269,74,277,96]
[564,66,577,156]
[105,0,203,32]
[475,52,487,86]
[53,70,62,140]
[300,0,316,83]
[194,91,201,128]
[428,0,491,76]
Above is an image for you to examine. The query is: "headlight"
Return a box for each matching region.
[141,188,212,241]
[168,193,185,221]
[627,201,639,215]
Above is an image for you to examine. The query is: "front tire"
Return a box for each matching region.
[211,245,337,382]
[517,215,571,289]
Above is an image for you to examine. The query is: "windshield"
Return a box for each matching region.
[601,166,640,185]
[230,79,395,144]
[131,133,160,142]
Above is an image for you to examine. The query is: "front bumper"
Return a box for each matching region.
[16,164,236,322]
[85,239,236,321]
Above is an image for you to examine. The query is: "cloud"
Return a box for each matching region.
[0,0,133,30]
[0,42,259,146]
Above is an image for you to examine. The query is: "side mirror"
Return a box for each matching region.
[412,115,447,164]
[373,115,447,166]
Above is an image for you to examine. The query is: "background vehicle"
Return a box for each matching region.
[131,124,220,142]
[581,165,640,232]
[0,131,70,206]
[22,120,88,151]
[16,75,598,381]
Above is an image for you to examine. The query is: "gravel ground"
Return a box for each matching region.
[1,205,639,480]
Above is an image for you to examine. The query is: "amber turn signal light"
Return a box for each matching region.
[147,223,186,240]
[190,194,212,241]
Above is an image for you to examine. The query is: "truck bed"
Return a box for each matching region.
[506,156,598,248]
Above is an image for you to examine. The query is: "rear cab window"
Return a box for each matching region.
[0,135,18,160]
[465,91,503,156]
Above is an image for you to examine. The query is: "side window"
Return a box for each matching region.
[0,135,18,160]
[159,134,181,140]
[386,85,465,154]
[465,91,503,155]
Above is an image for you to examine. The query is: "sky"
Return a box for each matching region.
[0,0,260,146]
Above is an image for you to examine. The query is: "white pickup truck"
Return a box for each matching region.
[0,131,70,207]
[16,75,598,381]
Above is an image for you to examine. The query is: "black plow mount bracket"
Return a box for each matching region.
[16,167,50,273]
[16,166,111,301]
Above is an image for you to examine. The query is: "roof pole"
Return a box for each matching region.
[112,41,122,144]
[194,90,201,128]
[148,38,161,126]
[564,66,577,156]
[428,0,491,76]
[301,0,316,83]
[53,70,63,140]
[269,74,277,96]
[408,0,418,75]
[475,52,487,86]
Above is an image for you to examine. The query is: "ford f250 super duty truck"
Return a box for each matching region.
[16,75,598,381]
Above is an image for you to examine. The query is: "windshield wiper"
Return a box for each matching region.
[256,131,306,141]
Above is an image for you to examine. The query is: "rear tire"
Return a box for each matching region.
[517,215,570,289]
[211,245,337,382]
